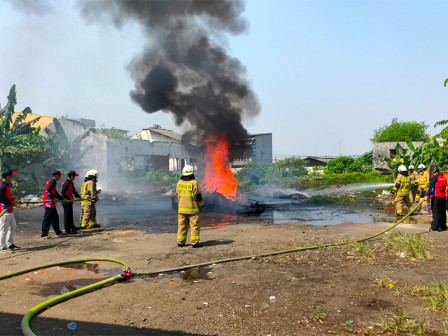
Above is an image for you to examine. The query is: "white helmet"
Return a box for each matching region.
[398,165,407,172]
[408,165,415,170]
[182,165,194,176]
[417,164,425,169]
[85,169,99,178]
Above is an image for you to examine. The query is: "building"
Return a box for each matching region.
[131,126,202,172]
[231,133,273,168]
[372,141,423,171]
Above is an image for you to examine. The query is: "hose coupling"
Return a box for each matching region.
[118,268,134,281]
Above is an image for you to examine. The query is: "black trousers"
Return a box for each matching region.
[62,202,77,233]
[41,207,62,237]
[431,197,447,230]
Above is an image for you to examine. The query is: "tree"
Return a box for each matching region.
[433,78,448,137]
[0,85,46,171]
[371,118,428,143]
[324,156,355,174]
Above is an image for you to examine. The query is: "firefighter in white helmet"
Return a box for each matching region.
[391,165,414,216]
[416,164,430,207]
[80,170,99,229]
[408,165,418,202]
[176,165,204,248]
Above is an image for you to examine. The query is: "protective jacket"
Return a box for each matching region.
[393,173,410,196]
[409,171,418,186]
[0,181,14,213]
[61,179,80,200]
[80,180,97,205]
[176,177,204,214]
[427,174,447,198]
[43,179,63,208]
[418,170,430,188]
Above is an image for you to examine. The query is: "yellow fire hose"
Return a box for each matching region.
[0,199,424,336]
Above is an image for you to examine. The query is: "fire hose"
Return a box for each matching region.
[0,199,424,336]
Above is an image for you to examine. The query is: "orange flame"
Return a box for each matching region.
[202,133,238,199]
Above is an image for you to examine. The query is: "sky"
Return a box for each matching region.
[0,0,447,159]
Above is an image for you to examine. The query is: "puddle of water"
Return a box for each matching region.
[147,266,211,284]
[64,262,122,277]
[32,262,123,297]
[34,278,99,296]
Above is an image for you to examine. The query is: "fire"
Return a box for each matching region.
[202,133,238,199]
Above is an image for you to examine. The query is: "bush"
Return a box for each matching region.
[295,171,393,189]
[236,159,308,192]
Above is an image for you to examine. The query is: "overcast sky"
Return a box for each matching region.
[1,0,447,159]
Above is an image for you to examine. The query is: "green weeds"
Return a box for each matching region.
[412,281,448,313]
[362,308,428,335]
[386,232,430,259]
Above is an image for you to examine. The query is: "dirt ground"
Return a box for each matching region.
[1,207,447,336]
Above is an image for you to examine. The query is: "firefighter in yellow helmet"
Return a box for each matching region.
[392,165,414,216]
[176,165,204,248]
[80,170,99,229]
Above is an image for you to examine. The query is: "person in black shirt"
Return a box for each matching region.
[426,166,447,232]
[41,170,65,239]
[0,170,21,252]
[61,170,81,234]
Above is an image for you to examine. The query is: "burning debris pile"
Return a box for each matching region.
[79,0,262,213]
[272,191,308,200]
[202,191,266,215]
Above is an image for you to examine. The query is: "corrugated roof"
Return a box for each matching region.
[146,128,201,147]
[12,112,56,129]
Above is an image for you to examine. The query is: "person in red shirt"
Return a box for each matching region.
[41,170,65,239]
[426,166,447,232]
[61,170,81,234]
[0,170,21,252]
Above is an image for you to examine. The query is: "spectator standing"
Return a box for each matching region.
[0,170,20,252]
[426,166,447,232]
[41,170,65,239]
[61,170,81,234]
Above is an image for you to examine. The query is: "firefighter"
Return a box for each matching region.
[80,170,99,229]
[416,164,430,210]
[408,165,418,202]
[391,165,414,216]
[176,165,204,248]
[426,166,447,231]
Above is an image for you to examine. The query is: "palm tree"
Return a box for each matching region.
[0,85,44,171]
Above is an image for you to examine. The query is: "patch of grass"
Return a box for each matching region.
[412,281,448,313]
[354,241,371,254]
[362,308,428,335]
[374,276,396,290]
[308,304,326,321]
[296,171,392,189]
[386,232,430,259]
[306,195,355,204]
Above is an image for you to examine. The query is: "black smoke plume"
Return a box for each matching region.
[77,0,259,157]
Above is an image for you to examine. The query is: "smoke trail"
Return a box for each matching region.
[77,0,259,156]
[3,0,54,15]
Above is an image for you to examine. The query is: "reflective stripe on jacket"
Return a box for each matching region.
[81,180,97,205]
[176,179,203,214]
[418,171,429,188]
[393,174,410,196]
